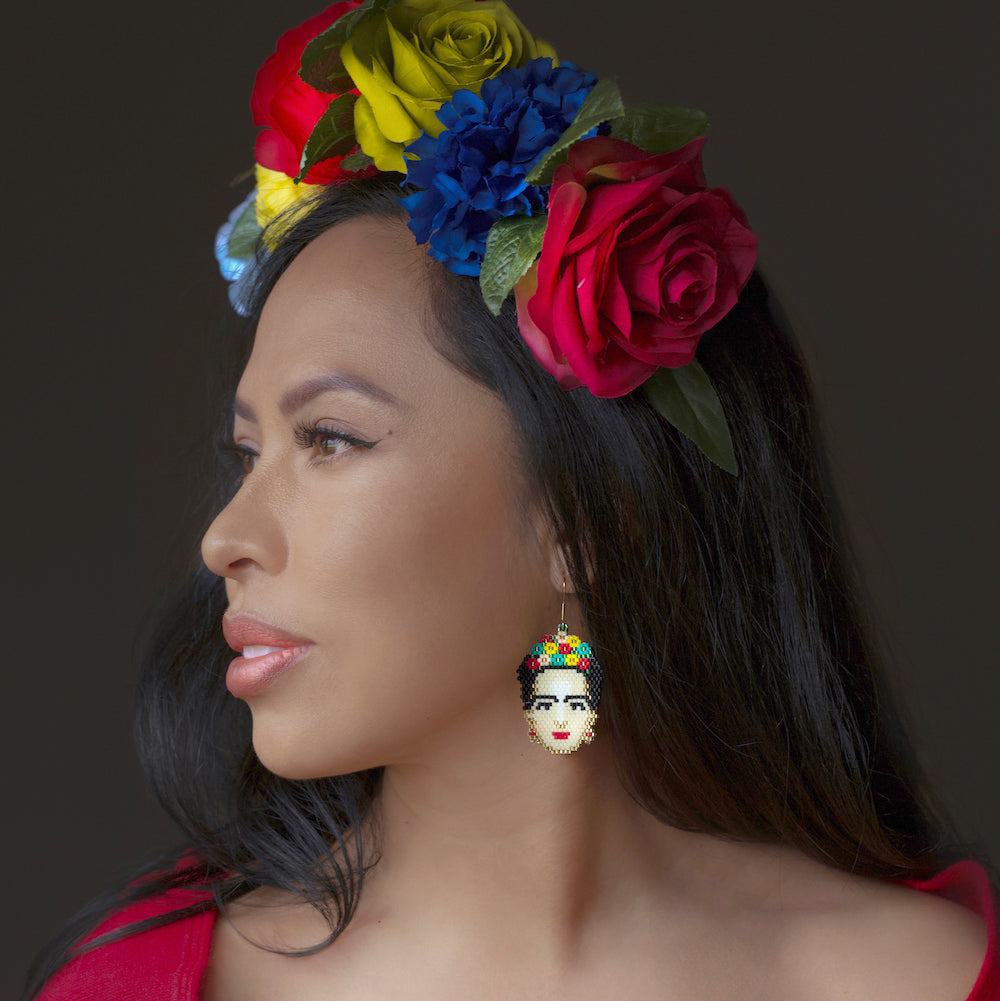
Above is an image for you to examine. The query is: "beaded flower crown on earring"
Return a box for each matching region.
[216,0,758,473]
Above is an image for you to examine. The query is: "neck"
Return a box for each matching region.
[356,722,689,954]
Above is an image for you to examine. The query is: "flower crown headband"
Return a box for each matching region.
[216,0,758,473]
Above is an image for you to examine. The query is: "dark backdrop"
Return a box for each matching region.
[4,1,997,994]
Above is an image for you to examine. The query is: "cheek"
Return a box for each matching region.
[295,440,530,604]
[253,439,550,775]
[358,449,541,660]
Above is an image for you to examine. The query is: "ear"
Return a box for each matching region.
[532,509,592,595]
[527,504,570,591]
[547,543,573,595]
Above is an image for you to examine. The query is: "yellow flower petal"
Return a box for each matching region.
[388,18,451,97]
[340,16,380,92]
[254,165,319,249]
[536,37,558,62]
[353,95,408,173]
[446,23,491,61]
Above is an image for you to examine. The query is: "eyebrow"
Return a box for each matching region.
[233,372,400,422]
[533,691,590,703]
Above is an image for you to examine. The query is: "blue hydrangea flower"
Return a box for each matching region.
[214,190,262,317]
[214,191,255,282]
[401,59,599,276]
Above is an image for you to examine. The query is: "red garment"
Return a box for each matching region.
[901,861,1000,1000]
[36,881,214,1001]
[37,861,999,1000]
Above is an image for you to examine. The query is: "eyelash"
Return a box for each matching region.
[221,423,379,477]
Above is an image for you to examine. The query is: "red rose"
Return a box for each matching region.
[251,2,367,184]
[516,136,757,397]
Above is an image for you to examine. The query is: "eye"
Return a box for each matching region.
[531,697,556,711]
[293,422,379,460]
[568,698,589,711]
[220,441,259,479]
[218,423,379,479]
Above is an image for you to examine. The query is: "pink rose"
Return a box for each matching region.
[251,2,370,184]
[516,136,757,397]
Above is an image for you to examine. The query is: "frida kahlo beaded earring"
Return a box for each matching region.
[516,585,603,755]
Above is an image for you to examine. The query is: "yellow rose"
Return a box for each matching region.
[341,0,556,173]
[254,164,321,249]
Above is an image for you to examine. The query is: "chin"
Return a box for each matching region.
[254,749,377,782]
[250,724,378,781]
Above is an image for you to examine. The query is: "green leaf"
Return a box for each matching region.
[608,104,710,154]
[299,0,402,93]
[643,362,738,475]
[479,214,548,315]
[299,42,354,95]
[525,78,626,186]
[226,198,262,262]
[339,149,374,172]
[296,92,357,181]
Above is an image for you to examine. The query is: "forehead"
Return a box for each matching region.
[533,670,590,699]
[240,216,458,405]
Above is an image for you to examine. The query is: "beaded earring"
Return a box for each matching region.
[516,583,603,755]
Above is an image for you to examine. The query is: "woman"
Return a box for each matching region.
[25,2,997,999]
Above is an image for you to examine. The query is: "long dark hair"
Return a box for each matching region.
[25,176,961,996]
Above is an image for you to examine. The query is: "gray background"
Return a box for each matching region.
[4,1,997,995]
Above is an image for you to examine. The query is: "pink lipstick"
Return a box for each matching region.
[222,614,313,698]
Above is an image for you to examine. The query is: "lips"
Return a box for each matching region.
[222,613,314,698]
[222,613,311,652]
[552,731,570,740]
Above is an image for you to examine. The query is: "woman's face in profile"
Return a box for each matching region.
[525,668,597,754]
[201,216,558,779]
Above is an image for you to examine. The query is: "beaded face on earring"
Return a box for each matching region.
[518,624,601,754]
[516,585,603,755]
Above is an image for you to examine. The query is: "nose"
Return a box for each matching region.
[201,472,287,581]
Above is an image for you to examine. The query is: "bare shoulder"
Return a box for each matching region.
[203,885,333,1001]
[766,855,988,1001]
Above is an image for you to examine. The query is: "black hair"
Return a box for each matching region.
[25,175,968,996]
